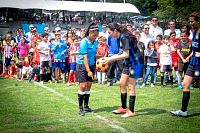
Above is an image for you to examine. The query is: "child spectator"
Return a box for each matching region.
[170,31,180,83]
[28,62,40,82]
[96,36,108,84]
[32,39,41,65]
[154,34,163,84]
[158,35,174,87]
[0,46,3,75]
[9,59,17,78]
[67,36,79,86]
[140,41,158,88]
[18,36,29,61]
[51,33,68,83]
[37,33,51,84]
[2,38,15,78]
[177,32,192,89]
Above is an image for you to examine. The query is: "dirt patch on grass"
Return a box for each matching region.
[43,125,56,132]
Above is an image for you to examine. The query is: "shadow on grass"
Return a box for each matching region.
[136,108,167,116]
[95,107,167,116]
[186,112,200,118]
[95,106,119,113]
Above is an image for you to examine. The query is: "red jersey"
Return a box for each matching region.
[32,47,40,65]
[170,39,179,68]
[69,44,79,63]
[2,45,15,58]
[96,43,108,59]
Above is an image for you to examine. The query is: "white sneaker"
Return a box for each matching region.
[67,82,70,86]
[140,83,145,88]
[75,82,79,86]
[170,110,187,117]
[150,84,154,88]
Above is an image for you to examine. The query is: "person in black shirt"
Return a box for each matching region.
[99,22,144,118]
[171,12,200,117]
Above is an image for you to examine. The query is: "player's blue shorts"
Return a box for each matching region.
[5,58,12,67]
[130,63,144,79]
[53,61,66,73]
[70,62,76,71]
[122,63,144,79]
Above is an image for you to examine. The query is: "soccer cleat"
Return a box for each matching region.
[78,108,85,116]
[4,75,9,78]
[75,82,79,86]
[112,107,127,114]
[67,82,70,86]
[170,110,187,117]
[140,83,145,88]
[9,75,14,79]
[136,83,140,88]
[189,85,193,89]
[121,110,136,118]
[107,82,113,86]
[150,84,154,88]
[0,73,4,76]
[178,84,182,89]
[48,80,52,84]
[84,106,95,113]
[160,84,165,88]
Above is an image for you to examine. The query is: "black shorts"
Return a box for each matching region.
[41,61,50,68]
[76,64,95,83]
[122,66,129,75]
[160,65,172,73]
[185,64,195,77]
[178,62,189,73]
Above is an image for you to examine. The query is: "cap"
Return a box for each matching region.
[55,27,61,31]
[44,27,49,31]
[55,32,61,36]
[29,24,34,28]
[102,24,107,28]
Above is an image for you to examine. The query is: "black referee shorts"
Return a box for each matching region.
[76,64,95,83]
[185,64,195,77]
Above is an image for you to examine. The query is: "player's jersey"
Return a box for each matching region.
[2,45,15,58]
[69,44,79,63]
[190,31,200,65]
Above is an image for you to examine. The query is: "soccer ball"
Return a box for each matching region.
[96,58,108,72]
[194,71,200,76]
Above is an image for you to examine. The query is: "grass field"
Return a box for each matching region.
[0,77,200,133]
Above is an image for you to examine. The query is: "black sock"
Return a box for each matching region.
[40,74,44,81]
[78,94,84,109]
[170,76,173,85]
[47,73,52,81]
[129,96,136,112]
[84,94,90,108]
[161,76,164,85]
[121,93,127,109]
[181,91,190,112]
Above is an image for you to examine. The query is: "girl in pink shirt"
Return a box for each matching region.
[18,36,29,60]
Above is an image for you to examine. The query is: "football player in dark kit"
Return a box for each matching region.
[76,23,99,116]
[100,22,144,118]
[171,12,200,117]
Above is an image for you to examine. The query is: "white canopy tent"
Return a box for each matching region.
[0,0,140,14]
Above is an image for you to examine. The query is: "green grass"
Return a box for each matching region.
[0,77,200,133]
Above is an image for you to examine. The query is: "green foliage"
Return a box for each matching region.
[153,0,200,21]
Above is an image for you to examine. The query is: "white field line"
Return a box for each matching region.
[34,82,129,133]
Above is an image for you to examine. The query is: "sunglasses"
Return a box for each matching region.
[144,27,149,29]
[152,19,158,22]
[189,21,194,23]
